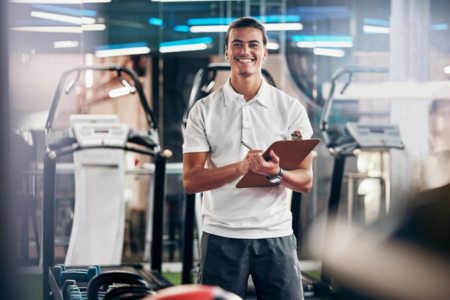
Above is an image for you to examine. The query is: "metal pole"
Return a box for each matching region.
[43,152,56,300]
[151,152,167,272]
[181,193,196,283]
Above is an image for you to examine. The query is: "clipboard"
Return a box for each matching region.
[236,138,320,188]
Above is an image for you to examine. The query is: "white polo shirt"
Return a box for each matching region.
[183,78,313,239]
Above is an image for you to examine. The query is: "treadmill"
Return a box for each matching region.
[42,65,172,300]
[318,66,404,296]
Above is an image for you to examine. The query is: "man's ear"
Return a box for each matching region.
[263,48,268,61]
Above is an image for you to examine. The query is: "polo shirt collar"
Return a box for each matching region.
[222,78,269,108]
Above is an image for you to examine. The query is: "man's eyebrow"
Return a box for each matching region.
[231,39,261,44]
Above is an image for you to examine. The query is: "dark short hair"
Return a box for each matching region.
[225,17,268,47]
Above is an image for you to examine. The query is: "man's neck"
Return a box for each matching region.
[230,74,262,101]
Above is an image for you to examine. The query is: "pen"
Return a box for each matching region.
[241,141,271,161]
[241,141,253,150]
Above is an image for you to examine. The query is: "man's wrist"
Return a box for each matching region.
[266,167,284,184]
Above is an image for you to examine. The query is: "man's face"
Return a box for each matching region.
[225,27,268,78]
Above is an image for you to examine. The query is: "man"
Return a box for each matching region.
[183,17,313,299]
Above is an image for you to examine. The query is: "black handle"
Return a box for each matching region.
[87,271,148,300]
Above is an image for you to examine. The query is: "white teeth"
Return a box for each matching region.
[236,58,253,63]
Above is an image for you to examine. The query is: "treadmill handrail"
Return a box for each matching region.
[320,66,389,133]
[319,66,389,152]
[45,65,158,134]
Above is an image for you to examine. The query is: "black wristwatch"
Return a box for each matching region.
[267,167,284,184]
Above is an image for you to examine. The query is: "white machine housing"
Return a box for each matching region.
[65,114,129,266]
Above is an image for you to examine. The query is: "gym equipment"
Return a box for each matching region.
[43,65,172,300]
[318,66,404,296]
[64,114,129,266]
[49,264,170,300]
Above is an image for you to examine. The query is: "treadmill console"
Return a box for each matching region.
[70,115,129,147]
[345,123,404,149]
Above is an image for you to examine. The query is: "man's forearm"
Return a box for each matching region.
[183,162,244,194]
[281,169,313,193]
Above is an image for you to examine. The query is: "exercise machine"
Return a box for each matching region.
[318,66,404,296]
[43,65,172,300]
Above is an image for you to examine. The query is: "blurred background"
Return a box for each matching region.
[2,0,450,299]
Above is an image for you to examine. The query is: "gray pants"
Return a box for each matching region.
[198,233,304,300]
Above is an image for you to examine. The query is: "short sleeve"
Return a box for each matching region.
[182,101,211,153]
[288,100,313,139]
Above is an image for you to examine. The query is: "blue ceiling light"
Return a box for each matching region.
[95,42,151,57]
[187,15,301,26]
[363,18,390,27]
[257,15,301,23]
[159,37,213,53]
[188,15,303,33]
[363,18,390,34]
[431,23,448,31]
[292,35,353,48]
[187,17,235,26]
[148,17,163,26]
[31,4,97,17]
[174,25,190,32]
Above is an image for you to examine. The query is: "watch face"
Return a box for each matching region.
[268,176,282,184]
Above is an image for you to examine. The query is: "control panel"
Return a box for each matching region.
[345,122,404,149]
[70,115,129,147]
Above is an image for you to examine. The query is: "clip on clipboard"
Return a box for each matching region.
[236,138,320,188]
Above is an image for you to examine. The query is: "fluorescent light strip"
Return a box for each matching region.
[109,87,131,98]
[149,18,163,26]
[431,23,448,31]
[31,11,96,25]
[190,23,302,33]
[296,41,353,48]
[81,24,105,31]
[267,41,279,50]
[363,25,390,34]
[32,4,97,17]
[160,43,208,53]
[12,24,104,32]
[96,47,150,58]
[264,23,303,31]
[187,15,301,26]
[12,26,82,33]
[363,18,390,27]
[54,40,79,48]
[190,25,228,33]
[152,0,228,2]
[160,37,212,47]
[174,25,190,32]
[12,0,110,3]
[313,48,345,57]
[444,66,450,74]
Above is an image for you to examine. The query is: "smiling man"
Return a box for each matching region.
[183,17,313,299]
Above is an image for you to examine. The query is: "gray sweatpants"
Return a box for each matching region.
[198,232,304,300]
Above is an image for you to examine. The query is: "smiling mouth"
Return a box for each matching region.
[235,57,255,63]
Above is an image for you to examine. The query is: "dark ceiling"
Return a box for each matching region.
[8,0,450,56]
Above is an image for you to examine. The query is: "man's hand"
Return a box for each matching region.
[238,150,262,175]
[247,150,280,177]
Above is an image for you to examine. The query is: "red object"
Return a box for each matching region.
[144,284,241,300]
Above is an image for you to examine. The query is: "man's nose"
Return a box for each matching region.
[240,44,250,54]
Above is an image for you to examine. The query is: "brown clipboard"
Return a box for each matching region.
[236,138,320,188]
